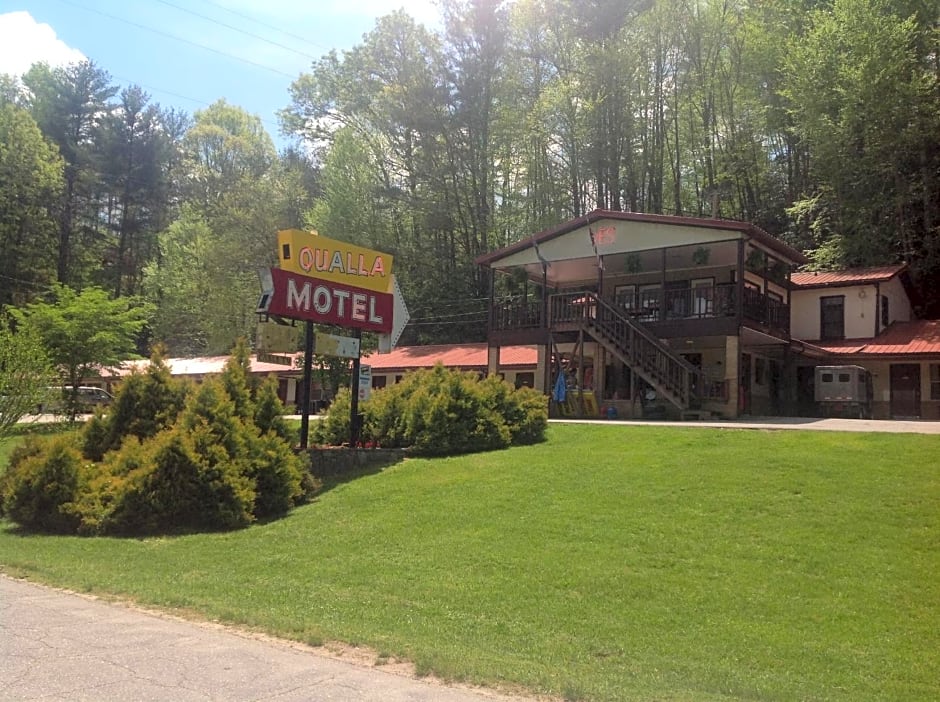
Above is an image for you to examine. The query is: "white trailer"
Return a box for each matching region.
[814,365,873,419]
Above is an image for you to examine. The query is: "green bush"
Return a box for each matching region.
[478,376,548,445]
[103,427,255,535]
[311,387,354,446]
[0,434,83,533]
[253,375,293,442]
[318,365,548,456]
[248,431,310,520]
[3,344,315,536]
[84,348,188,460]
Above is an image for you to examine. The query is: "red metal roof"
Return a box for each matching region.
[804,320,940,356]
[475,209,807,267]
[106,354,303,377]
[103,346,537,378]
[362,343,537,371]
[790,264,907,288]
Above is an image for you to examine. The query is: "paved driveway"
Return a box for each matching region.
[0,576,530,702]
[551,416,940,434]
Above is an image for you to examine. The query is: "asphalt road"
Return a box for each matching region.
[0,576,530,702]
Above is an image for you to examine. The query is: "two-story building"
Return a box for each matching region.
[790,265,940,419]
[476,211,940,420]
[476,210,807,420]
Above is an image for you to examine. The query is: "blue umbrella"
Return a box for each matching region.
[552,371,567,403]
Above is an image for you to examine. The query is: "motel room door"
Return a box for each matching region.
[889,364,920,418]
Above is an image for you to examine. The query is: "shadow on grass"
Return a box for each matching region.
[306,448,408,496]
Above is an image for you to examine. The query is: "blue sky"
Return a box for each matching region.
[0,0,440,148]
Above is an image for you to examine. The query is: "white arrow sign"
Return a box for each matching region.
[378,275,410,353]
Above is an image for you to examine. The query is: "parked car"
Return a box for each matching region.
[40,386,114,414]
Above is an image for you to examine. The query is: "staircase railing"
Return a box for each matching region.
[549,291,702,409]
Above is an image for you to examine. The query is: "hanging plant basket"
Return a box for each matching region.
[692,247,711,266]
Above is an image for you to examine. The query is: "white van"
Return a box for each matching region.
[40,386,114,413]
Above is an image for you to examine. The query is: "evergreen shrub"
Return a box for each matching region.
[315,364,548,455]
[0,435,83,533]
[2,343,316,536]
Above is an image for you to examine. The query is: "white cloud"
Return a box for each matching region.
[0,11,86,77]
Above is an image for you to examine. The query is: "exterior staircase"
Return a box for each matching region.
[549,291,702,411]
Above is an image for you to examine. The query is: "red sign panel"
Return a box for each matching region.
[265,268,393,333]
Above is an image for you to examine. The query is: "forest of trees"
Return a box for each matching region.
[1,0,938,356]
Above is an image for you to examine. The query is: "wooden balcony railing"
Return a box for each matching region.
[491,284,788,335]
[492,298,542,330]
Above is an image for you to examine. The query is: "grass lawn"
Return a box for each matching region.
[1,423,938,701]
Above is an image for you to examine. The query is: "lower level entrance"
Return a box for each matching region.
[890,364,921,418]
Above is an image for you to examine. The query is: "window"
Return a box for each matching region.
[691,278,714,316]
[820,295,845,340]
[372,376,387,389]
[614,284,636,311]
[931,365,940,400]
[638,284,661,320]
[515,372,535,389]
[881,295,890,328]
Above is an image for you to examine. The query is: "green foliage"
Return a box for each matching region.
[247,431,308,520]
[0,316,57,439]
[9,284,153,418]
[220,338,256,420]
[311,387,354,446]
[83,347,187,460]
[317,365,547,455]
[0,102,63,306]
[253,374,293,442]
[477,375,548,446]
[103,427,255,536]
[4,346,312,536]
[0,434,83,533]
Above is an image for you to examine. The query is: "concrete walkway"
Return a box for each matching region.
[0,576,531,702]
[550,415,940,434]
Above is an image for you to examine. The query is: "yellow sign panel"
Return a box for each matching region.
[277,229,394,294]
[256,321,299,353]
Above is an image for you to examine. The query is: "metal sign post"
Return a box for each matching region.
[348,328,362,446]
[299,321,314,450]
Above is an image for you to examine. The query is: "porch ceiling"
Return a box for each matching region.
[495,240,742,287]
[479,210,808,283]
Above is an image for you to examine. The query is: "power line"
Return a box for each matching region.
[108,72,285,135]
[197,0,334,55]
[153,0,322,62]
[56,0,298,79]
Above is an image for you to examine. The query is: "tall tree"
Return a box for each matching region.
[782,0,940,279]
[98,86,175,297]
[21,61,117,286]
[145,102,308,354]
[0,103,64,307]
